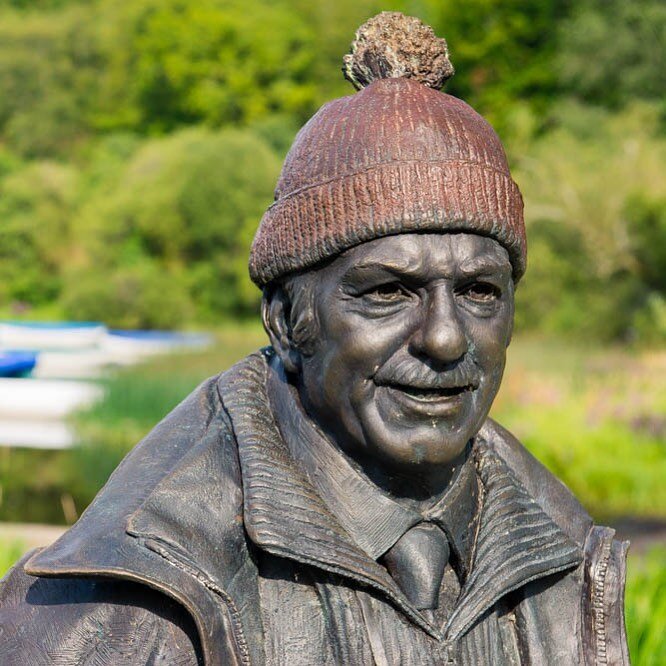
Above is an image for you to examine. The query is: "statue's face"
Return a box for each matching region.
[297,232,514,476]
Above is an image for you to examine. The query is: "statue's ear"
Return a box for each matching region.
[262,286,302,374]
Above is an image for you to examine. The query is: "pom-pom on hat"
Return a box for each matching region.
[249,12,526,286]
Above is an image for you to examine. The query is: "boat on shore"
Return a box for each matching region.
[103,329,212,357]
[0,351,37,377]
[0,321,107,351]
[0,420,74,449]
[0,378,103,420]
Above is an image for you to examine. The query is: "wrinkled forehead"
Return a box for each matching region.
[336,232,512,281]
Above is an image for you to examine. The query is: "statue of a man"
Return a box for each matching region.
[0,13,629,665]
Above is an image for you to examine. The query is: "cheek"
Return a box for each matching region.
[314,311,413,421]
[300,325,370,414]
[466,310,511,367]
[325,311,409,377]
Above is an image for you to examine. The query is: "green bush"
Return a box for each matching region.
[92,0,318,132]
[622,194,666,342]
[62,127,280,326]
[63,260,194,330]
[0,0,663,336]
[0,6,99,158]
[558,0,666,110]
[493,337,666,520]
[513,104,666,342]
[0,161,79,308]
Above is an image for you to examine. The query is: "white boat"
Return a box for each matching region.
[0,322,107,351]
[0,420,75,449]
[30,349,138,379]
[0,378,103,420]
[102,330,213,357]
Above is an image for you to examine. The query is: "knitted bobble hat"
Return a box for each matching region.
[249,12,526,286]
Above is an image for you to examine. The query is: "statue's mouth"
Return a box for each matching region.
[383,382,476,403]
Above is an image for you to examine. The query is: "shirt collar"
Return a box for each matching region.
[267,356,478,577]
[424,454,479,579]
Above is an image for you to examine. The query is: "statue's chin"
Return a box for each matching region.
[355,397,472,471]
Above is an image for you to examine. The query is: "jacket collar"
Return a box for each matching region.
[267,356,479,577]
[219,351,584,641]
[24,372,258,666]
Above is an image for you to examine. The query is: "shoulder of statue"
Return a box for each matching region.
[0,549,202,664]
[479,418,593,547]
[23,366,248,582]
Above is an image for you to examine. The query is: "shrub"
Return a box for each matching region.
[513,103,666,342]
[0,161,79,310]
[63,127,280,326]
[93,0,318,132]
[558,0,666,110]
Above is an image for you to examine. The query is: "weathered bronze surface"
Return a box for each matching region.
[0,12,629,665]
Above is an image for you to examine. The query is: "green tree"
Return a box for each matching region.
[0,161,79,307]
[64,127,280,327]
[418,0,573,131]
[513,104,666,341]
[0,6,100,157]
[93,0,319,133]
[624,194,666,342]
[558,0,666,110]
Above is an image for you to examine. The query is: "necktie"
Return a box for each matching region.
[382,522,450,610]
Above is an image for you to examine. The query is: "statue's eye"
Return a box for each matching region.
[364,282,408,302]
[461,282,500,303]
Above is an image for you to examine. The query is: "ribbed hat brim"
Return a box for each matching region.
[250,159,525,286]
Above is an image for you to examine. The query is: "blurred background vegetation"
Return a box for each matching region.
[0,0,664,662]
[0,0,664,340]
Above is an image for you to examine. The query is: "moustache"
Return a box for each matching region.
[374,355,481,391]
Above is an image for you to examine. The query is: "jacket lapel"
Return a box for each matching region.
[217,350,443,640]
[221,352,583,643]
[24,374,256,666]
[445,437,583,640]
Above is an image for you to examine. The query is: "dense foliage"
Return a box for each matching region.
[0,0,663,338]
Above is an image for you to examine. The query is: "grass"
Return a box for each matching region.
[0,447,74,524]
[625,547,666,664]
[492,337,666,521]
[68,323,269,503]
[78,331,666,523]
[0,539,24,578]
[0,323,268,524]
[0,326,664,524]
[76,330,665,522]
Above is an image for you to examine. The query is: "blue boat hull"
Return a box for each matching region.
[0,352,38,377]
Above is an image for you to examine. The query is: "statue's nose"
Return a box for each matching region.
[412,286,468,363]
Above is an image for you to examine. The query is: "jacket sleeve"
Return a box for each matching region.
[0,550,202,666]
[581,526,631,666]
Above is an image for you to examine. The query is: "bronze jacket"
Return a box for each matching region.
[0,351,629,665]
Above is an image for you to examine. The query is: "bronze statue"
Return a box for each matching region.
[0,13,629,665]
